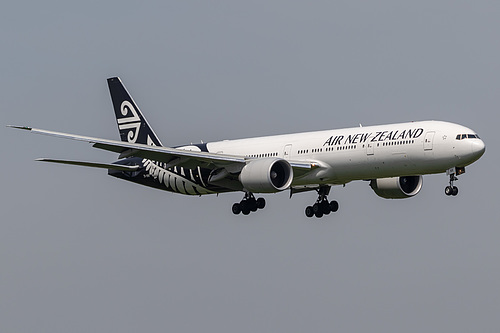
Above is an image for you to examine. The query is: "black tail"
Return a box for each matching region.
[107,77,163,146]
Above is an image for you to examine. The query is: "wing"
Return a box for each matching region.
[8,126,316,172]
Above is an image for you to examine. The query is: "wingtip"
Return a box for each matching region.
[7,125,32,130]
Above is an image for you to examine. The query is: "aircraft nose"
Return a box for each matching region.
[471,139,486,158]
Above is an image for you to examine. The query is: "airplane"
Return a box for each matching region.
[9,77,486,218]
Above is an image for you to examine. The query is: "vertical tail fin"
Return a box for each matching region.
[107,77,163,146]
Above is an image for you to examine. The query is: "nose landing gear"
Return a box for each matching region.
[445,167,461,196]
[305,186,339,218]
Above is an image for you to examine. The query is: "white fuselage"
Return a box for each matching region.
[13,77,487,215]
[201,120,485,185]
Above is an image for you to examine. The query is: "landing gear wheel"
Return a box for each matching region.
[320,200,331,215]
[445,186,453,196]
[445,185,459,196]
[249,198,258,212]
[329,200,339,212]
[305,206,314,218]
[256,197,266,209]
[240,200,251,215]
[232,203,241,215]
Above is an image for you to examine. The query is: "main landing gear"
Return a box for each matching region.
[305,186,339,218]
[445,167,464,196]
[232,192,266,215]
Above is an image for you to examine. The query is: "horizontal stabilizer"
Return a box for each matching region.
[36,158,139,171]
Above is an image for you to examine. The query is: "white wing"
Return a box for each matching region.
[9,126,315,172]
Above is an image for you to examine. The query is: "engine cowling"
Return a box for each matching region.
[370,176,423,199]
[239,158,293,193]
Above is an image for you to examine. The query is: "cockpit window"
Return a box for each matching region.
[456,134,480,140]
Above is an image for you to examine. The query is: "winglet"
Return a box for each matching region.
[7,125,32,131]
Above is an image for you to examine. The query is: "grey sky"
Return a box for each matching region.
[1,1,499,332]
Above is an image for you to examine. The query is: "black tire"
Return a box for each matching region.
[249,199,258,212]
[321,200,331,214]
[445,186,453,196]
[314,210,324,218]
[240,200,250,215]
[452,186,459,196]
[329,200,339,212]
[256,197,266,209]
[312,203,321,214]
[232,203,241,215]
[240,200,248,210]
[305,206,314,217]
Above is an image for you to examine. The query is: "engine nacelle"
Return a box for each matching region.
[370,176,423,199]
[239,158,293,193]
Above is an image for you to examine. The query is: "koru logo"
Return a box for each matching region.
[117,101,141,143]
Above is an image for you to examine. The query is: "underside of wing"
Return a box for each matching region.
[9,126,246,169]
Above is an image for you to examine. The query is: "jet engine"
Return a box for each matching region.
[370,176,423,199]
[239,158,293,193]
